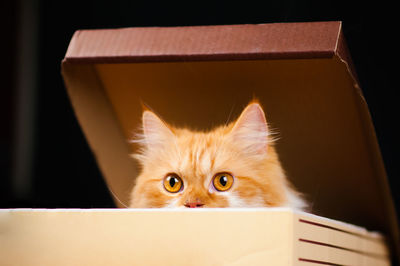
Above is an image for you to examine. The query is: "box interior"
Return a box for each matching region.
[65,57,386,230]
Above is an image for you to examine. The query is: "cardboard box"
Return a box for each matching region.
[1,21,397,265]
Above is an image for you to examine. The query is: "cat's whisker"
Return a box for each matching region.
[107,185,129,208]
[225,103,236,127]
[309,182,321,213]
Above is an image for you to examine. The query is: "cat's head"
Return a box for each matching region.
[130,101,306,209]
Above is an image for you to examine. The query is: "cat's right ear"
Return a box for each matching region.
[141,110,175,147]
[229,102,270,155]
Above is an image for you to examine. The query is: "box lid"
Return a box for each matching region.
[61,21,398,260]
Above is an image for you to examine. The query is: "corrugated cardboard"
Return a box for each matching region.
[5,21,395,264]
[0,208,390,266]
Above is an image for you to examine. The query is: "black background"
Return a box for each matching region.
[1,0,399,219]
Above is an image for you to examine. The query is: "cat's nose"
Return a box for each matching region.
[184,201,204,208]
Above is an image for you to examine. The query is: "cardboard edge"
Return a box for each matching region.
[63,52,336,64]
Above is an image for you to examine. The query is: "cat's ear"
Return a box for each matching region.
[229,102,270,154]
[142,110,174,147]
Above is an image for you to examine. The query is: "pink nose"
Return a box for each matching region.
[184,202,204,208]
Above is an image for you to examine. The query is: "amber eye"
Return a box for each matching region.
[213,173,234,191]
[163,174,183,193]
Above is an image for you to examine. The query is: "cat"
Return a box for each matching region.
[129,101,306,209]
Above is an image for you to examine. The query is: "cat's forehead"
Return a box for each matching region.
[175,127,227,145]
[167,129,231,175]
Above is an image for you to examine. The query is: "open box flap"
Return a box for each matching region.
[65,21,339,62]
[61,21,398,261]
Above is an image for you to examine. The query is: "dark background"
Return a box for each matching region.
[1,0,398,217]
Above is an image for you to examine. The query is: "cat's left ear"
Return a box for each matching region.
[141,110,175,148]
[229,102,270,154]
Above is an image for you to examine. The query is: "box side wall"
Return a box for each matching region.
[336,28,399,261]
[294,212,390,265]
[0,210,293,266]
[61,63,138,207]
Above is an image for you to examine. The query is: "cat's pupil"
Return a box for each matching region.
[220,176,228,186]
[169,177,177,187]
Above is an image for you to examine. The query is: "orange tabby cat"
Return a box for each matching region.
[130,101,306,209]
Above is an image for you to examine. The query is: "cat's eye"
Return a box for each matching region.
[163,174,183,193]
[213,173,234,191]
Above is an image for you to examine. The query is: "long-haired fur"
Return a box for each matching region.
[129,101,307,209]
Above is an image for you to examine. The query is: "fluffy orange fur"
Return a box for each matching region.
[129,101,306,209]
